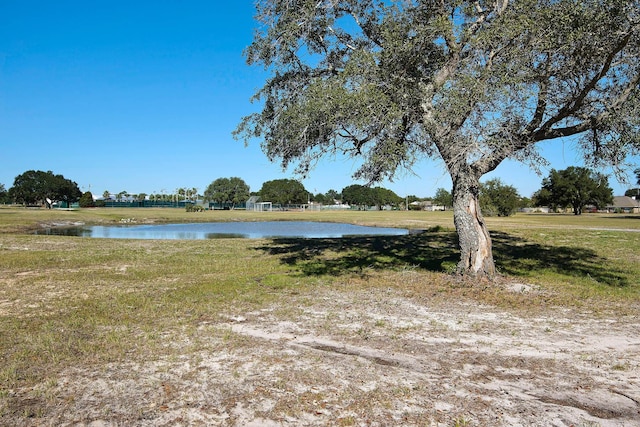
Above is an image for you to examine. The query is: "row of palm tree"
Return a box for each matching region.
[102,188,201,202]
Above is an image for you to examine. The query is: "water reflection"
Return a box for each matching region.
[36,221,408,240]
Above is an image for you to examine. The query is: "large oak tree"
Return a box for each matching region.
[235,0,640,277]
[9,170,82,207]
[534,166,613,215]
[204,177,250,209]
[259,178,309,205]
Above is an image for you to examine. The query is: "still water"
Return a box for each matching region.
[37,221,408,240]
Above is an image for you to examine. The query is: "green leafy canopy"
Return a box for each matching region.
[204,177,250,207]
[235,0,640,184]
[535,166,614,214]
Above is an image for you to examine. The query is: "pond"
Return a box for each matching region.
[36,221,409,240]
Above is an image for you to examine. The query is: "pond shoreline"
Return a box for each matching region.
[34,220,410,240]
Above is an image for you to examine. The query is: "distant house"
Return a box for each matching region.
[606,196,640,213]
[411,200,446,211]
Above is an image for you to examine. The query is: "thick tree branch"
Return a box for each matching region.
[524,57,550,133]
[538,32,632,132]
[535,67,640,142]
[338,127,373,154]
[428,1,508,171]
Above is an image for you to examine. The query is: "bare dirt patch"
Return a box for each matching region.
[3,280,639,426]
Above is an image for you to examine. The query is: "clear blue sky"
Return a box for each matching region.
[1,1,638,199]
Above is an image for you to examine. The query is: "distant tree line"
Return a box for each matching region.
[428,179,527,217]
[201,172,611,215]
[341,185,403,210]
[103,188,200,203]
[1,165,631,215]
[420,167,617,217]
[203,178,405,210]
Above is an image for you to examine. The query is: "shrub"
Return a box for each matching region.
[79,191,96,208]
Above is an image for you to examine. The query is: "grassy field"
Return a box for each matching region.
[1,206,639,425]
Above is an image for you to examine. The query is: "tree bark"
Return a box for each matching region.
[452,171,496,278]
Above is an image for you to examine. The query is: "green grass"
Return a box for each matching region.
[1,206,639,402]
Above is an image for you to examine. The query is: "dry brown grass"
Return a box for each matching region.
[1,207,639,426]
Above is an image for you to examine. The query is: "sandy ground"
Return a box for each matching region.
[3,279,640,427]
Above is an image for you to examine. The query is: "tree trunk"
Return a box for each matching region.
[452,172,496,278]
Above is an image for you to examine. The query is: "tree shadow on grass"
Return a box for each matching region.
[258,231,460,276]
[608,215,640,221]
[491,232,630,287]
[256,230,629,287]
